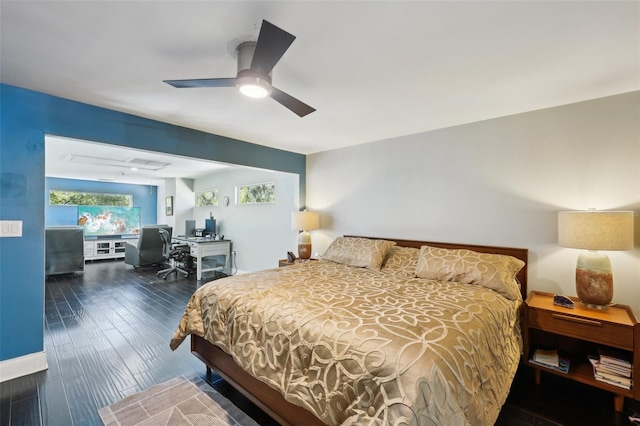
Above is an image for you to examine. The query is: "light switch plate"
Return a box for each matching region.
[0,220,23,237]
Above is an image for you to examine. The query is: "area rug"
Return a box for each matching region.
[98,375,259,426]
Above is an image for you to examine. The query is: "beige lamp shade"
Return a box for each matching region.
[292,210,319,231]
[558,210,634,251]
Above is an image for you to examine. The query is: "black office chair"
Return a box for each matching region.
[156,228,190,280]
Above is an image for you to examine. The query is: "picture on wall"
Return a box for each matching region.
[77,206,141,236]
[165,196,173,216]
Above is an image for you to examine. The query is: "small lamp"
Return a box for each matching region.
[292,210,319,260]
[558,210,634,308]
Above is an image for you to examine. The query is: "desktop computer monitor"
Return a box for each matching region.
[205,219,216,235]
[185,220,196,237]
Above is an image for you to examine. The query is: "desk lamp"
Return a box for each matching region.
[558,210,634,308]
[292,210,319,260]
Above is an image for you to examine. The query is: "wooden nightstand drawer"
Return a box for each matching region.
[528,309,634,350]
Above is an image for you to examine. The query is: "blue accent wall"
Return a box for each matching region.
[45,178,158,227]
[0,83,305,363]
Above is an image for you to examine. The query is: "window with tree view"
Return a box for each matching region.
[237,182,275,204]
[196,190,218,207]
[49,190,132,206]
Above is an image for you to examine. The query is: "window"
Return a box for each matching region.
[49,190,132,206]
[196,190,218,207]
[237,182,275,205]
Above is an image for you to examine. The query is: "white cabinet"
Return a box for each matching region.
[85,238,138,261]
[83,241,94,258]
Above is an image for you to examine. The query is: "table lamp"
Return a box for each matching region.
[292,210,319,260]
[558,210,634,308]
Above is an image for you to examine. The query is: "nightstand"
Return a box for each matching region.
[523,291,640,412]
[278,258,318,267]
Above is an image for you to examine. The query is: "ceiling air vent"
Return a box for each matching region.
[126,158,171,170]
[66,155,170,171]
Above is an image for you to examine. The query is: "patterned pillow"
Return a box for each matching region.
[322,237,396,271]
[415,245,524,300]
[381,246,420,276]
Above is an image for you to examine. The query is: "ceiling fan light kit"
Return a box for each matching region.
[164,20,315,117]
[236,70,272,98]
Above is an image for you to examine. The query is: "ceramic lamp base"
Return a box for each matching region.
[575,251,613,308]
[297,231,312,260]
[298,243,312,260]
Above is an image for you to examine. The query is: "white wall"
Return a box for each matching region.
[307,92,640,313]
[193,167,300,273]
[175,178,195,235]
[158,178,195,236]
[160,178,176,230]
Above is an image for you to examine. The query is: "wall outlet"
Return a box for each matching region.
[232,250,237,256]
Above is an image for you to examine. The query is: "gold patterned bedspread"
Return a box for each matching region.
[170,261,522,425]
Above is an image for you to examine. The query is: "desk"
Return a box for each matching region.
[173,237,232,280]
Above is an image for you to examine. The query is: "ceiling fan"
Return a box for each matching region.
[164,20,315,118]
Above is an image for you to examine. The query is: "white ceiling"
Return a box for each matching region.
[2,1,639,177]
[45,135,232,185]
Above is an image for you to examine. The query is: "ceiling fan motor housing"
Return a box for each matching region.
[236,41,257,72]
[235,41,273,97]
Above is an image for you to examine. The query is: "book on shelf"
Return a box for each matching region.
[598,362,632,378]
[588,354,632,390]
[529,352,570,374]
[532,348,559,367]
[595,370,632,386]
[598,346,632,369]
[595,375,632,390]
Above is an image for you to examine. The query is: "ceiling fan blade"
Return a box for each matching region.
[250,20,296,75]
[163,78,236,88]
[270,87,315,117]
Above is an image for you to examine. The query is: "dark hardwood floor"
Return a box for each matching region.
[1,259,640,426]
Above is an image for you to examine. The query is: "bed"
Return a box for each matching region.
[170,236,528,425]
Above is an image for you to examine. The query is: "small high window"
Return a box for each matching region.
[237,182,275,205]
[196,190,218,207]
[49,190,132,206]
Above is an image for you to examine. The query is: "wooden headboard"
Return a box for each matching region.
[345,235,529,300]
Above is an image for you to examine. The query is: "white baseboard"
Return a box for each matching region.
[0,351,48,382]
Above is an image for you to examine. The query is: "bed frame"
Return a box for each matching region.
[191,236,528,426]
